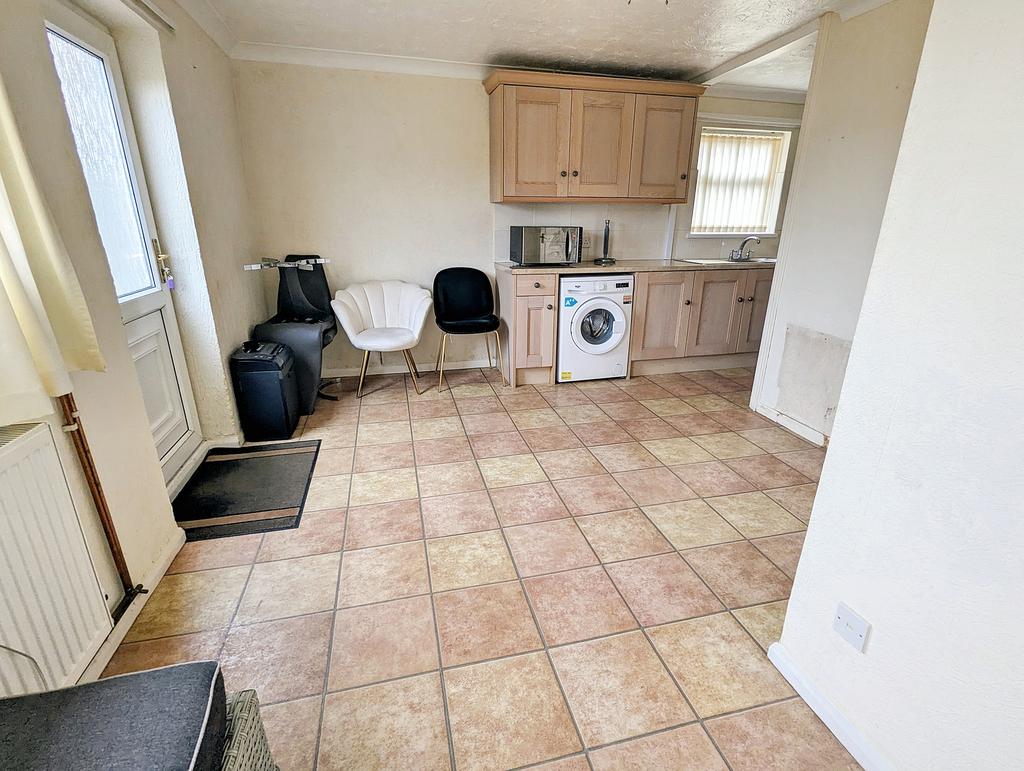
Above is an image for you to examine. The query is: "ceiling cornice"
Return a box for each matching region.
[171,0,236,53]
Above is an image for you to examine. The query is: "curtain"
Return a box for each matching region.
[0,74,104,426]
[691,130,788,234]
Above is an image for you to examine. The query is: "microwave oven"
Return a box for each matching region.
[509,226,583,266]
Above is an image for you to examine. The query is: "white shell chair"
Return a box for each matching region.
[331,281,433,397]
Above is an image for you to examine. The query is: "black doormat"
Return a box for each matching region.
[172,440,320,541]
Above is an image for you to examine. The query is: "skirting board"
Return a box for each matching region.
[768,643,893,771]
[79,526,187,683]
[630,352,757,377]
[754,403,827,446]
[323,357,494,379]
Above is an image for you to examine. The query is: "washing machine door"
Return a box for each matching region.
[569,298,627,355]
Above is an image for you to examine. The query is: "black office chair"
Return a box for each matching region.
[432,267,507,391]
[253,255,338,415]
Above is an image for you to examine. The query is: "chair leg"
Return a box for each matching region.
[484,334,492,369]
[437,333,449,392]
[493,330,508,388]
[356,349,370,399]
[379,351,384,366]
[434,335,443,374]
[403,349,423,395]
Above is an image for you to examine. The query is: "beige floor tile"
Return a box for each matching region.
[570,421,633,446]
[706,491,806,539]
[344,499,423,550]
[552,474,635,515]
[490,482,570,526]
[417,460,485,497]
[313,447,354,477]
[301,422,356,449]
[319,673,450,769]
[752,532,806,577]
[413,435,475,466]
[774,448,827,481]
[468,430,530,459]
[642,437,715,466]
[765,483,818,522]
[639,397,699,417]
[352,442,414,472]
[664,413,727,436]
[450,383,496,399]
[577,380,635,403]
[102,630,225,677]
[733,600,788,650]
[554,404,607,425]
[683,542,792,608]
[257,508,345,562]
[357,420,413,446]
[220,612,331,703]
[236,552,340,624]
[550,631,694,746]
[535,448,605,480]
[304,474,351,511]
[520,426,584,452]
[597,400,655,420]
[643,500,743,550]
[461,411,517,435]
[125,566,249,642]
[329,595,438,690]
[738,427,815,454]
[617,417,683,441]
[649,613,793,717]
[434,581,542,666]
[671,460,756,497]
[589,441,660,472]
[261,696,321,771]
[477,453,547,488]
[590,724,727,770]
[691,432,765,460]
[614,467,699,506]
[540,386,593,407]
[338,541,429,607]
[605,553,723,626]
[444,652,581,770]
[409,398,459,419]
[683,394,736,412]
[531,756,590,771]
[455,395,503,415]
[426,530,516,591]
[168,534,262,574]
[726,455,812,489]
[504,519,599,576]
[499,390,549,411]
[575,508,673,562]
[421,490,499,538]
[709,408,773,431]
[349,467,418,506]
[359,402,410,423]
[524,566,636,645]
[706,699,859,770]
[723,389,753,406]
[509,407,565,429]
[411,416,466,441]
[616,381,673,400]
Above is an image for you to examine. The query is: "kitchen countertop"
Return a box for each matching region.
[495,259,775,275]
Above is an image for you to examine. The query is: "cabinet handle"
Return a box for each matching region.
[747,296,754,302]
[560,170,568,177]
[533,281,541,288]
[680,173,688,180]
[684,299,691,305]
[546,303,553,310]
[572,170,579,177]
[737,297,745,303]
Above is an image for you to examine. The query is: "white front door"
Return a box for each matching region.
[46,7,201,482]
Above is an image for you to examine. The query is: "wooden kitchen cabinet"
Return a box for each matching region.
[736,268,775,353]
[486,70,703,204]
[513,295,556,368]
[684,270,746,356]
[629,95,697,200]
[630,271,693,360]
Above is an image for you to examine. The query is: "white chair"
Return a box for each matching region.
[331,280,433,397]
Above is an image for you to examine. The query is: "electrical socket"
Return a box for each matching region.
[582,235,592,248]
[833,602,871,652]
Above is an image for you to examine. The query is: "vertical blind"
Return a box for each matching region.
[691,129,790,235]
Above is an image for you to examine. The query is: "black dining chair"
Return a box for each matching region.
[432,267,507,391]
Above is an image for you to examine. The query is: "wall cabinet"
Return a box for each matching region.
[486,70,704,204]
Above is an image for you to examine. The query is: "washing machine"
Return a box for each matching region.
[557,274,633,383]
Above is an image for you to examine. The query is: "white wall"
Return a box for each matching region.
[752,0,933,440]
[773,0,1024,767]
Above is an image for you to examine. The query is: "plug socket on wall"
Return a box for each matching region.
[833,602,871,653]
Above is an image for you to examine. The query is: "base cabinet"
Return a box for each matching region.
[736,268,774,353]
[514,295,556,368]
[630,271,693,360]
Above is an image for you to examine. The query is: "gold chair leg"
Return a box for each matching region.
[493,330,508,387]
[484,334,492,369]
[379,351,384,366]
[437,333,449,392]
[434,335,443,373]
[403,349,423,395]
[356,349,370,398]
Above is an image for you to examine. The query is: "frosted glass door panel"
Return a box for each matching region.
[47,31,156,300]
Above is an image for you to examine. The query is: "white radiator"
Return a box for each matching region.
[0,423,112,697]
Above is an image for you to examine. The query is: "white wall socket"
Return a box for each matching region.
[833,602,871,653]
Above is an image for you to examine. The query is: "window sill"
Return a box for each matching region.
[685,232,779,240]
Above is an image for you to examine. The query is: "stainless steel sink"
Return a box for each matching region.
[682,257,777,265]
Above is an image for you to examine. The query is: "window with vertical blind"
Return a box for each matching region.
[690,127,792,235]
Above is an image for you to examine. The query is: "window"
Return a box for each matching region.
[690,127,792,236]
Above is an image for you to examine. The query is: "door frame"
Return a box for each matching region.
[45,2,203,482]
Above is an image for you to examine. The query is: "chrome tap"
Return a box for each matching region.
[729,236,761,262]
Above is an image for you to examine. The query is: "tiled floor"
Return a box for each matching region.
[105,367,858,770]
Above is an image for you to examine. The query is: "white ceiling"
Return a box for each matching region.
[716,32,817,91]
[199,0,844,81]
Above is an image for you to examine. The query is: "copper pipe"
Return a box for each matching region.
[57,393,143,619]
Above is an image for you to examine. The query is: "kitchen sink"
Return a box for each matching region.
[682,257,777,265]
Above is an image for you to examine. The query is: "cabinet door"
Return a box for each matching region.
[503,86,571,197]
[684,270,745,356]
[628,95,697,200]
[736,269,774,353]
[515,295,556,368]
[630,271,693,361]
[568,90,636,198]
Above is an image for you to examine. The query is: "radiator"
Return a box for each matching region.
[0,423,112,697]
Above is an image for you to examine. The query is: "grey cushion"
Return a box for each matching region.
[0,661,226,770]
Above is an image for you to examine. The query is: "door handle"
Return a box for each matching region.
[152,238,174,289]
